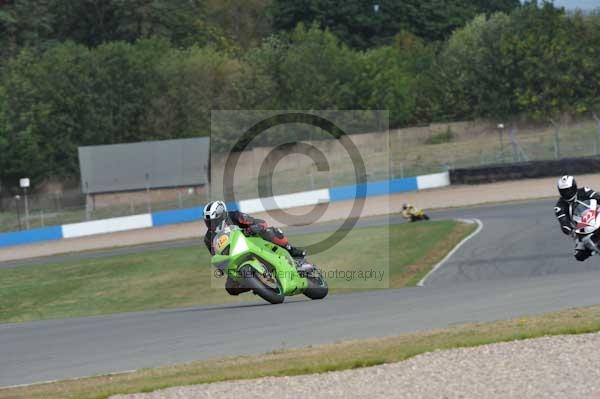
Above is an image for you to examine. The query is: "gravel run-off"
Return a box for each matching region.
[112,332,600,399]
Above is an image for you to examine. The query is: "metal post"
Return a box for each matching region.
[85,195,92,221]
[498,124,505,163]
[40,210,45,227]
[509,126,519,162]
[550,119,560,160]
[593,113,600,156]
[597,119,600,156]
[555,126,560,159]
[145,173,151,214]
[84,182,91,221]
[23,187,30,230]
[54,192,62,223]
[15,195,22,231]
[386,122,392,180]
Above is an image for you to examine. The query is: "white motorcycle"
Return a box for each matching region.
[572,199,600,255]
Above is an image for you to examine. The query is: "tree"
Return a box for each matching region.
[271,0,395,48]
[276,24,360,110]
[355,45,418,127]
[0,38,174,183]
[0,48,47,186]
[505,1,593,119]
[439,12,516,120]
[201,0,272,51]
[236,35,280,109]
[154,46,242,139]
[1,0,206,55]
[270,0,522,47]
[49,0,205,48]
[0,0,53,60]
[474,0,521,14]
[88,39,172,144]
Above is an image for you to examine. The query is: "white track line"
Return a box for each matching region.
[417,218,484,287]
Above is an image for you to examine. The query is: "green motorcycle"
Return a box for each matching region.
[210,224,328,304]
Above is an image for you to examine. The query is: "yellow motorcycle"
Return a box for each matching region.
[402,204,430,222]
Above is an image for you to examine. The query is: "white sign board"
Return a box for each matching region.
[19,178,30,188]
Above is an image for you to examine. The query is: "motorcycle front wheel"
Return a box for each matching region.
[239,265,285,304]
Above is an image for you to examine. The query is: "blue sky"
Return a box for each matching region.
[547,0,599,10]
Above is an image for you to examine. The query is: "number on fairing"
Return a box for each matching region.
[581,209,597,226]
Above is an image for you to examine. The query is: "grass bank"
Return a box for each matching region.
[2,306,600,399]
[0,220,475,323]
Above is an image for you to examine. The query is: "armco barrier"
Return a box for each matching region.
[0,226,63,247]
[0,172,450,248]
[450,157,600,185]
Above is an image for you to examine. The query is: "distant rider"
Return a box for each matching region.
[401,203,429,222]
[203,200,306,259]
[554,175,600,261]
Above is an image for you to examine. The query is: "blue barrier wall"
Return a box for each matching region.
[329,177,418,202]
[151,207,204,227]
[151,202,240,227]
[0,226,63,247]
[0,173,446,248]
[225,202,239,212]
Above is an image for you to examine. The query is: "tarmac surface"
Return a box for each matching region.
[3,199,600,387]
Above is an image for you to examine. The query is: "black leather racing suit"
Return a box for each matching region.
[554,187,600,261]
[203,211,292,256]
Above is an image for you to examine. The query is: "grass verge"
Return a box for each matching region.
[0,220,475,324]
[2,306,600,399]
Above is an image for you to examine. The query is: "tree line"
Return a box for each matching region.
[1,0,599,187]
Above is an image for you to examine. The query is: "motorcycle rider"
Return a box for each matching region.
[554,175,600,261]
[401,203,429,222]
[203,200,306,259]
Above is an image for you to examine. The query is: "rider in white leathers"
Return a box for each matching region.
[554,175,600,261]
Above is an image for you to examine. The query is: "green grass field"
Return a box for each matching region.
[0,220,474,324]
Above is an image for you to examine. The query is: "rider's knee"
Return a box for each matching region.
[574,251,590,262]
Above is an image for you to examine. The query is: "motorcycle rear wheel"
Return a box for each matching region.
[304,273,328,300]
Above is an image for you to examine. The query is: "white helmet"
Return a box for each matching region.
[557,175,577,202]
[203,201,227,227]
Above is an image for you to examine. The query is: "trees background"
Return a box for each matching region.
[1,0,599,186]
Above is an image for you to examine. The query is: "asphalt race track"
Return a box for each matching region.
[3,199,600,387]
